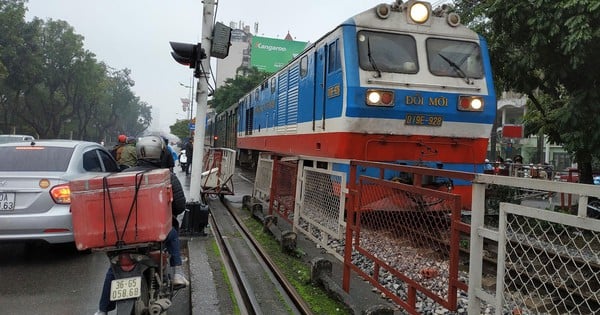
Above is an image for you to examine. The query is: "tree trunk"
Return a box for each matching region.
[576,150,594,184]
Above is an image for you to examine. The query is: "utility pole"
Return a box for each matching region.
[169,0,230,203]
[187,0,215,202]
[189,76,194,138]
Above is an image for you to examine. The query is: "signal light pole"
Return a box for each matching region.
[170,0,230,203]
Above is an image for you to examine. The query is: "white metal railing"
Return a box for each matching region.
[294,165,347,261]
[201,148,236,195]
[253,152,273,205]
[468,174,600,314]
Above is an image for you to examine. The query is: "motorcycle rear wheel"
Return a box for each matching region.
[133,273,150,315]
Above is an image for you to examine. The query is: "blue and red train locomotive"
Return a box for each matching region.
[206,0,496,207]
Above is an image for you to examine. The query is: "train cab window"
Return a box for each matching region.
[357,31,418,74]
[270,78,276,93]
[426,38,483,79]
[328,39,341,73]
[300,56,308,77]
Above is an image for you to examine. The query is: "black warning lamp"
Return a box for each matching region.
[169,41,206,78]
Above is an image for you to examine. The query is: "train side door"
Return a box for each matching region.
[314,40,343,131]
[313,44,327,131]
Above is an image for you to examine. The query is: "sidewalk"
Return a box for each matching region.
[175,169,230,314]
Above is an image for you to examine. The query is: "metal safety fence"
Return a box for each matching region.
[200,147,236,198]
[253,152,273,205]
[268,157,298,224]
[249,156,600,314]
[469,174,600,315]
[343,161,474,314]
[295,165,347,261]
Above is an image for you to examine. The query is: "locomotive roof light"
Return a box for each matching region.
[366,89,395,107]
[458,96,484,111]
[408,1,430,24]
[375,3,391,19]
[431,3,460,27]
[447,12,461,27]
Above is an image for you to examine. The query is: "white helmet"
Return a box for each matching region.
[136,135,165,161]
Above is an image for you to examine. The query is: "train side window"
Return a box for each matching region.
[328,39,341,73]
[300,55,308,77]
[270,78,276,93]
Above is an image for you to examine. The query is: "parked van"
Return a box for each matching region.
[0,134,35,144]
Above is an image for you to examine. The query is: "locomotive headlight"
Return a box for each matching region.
[366,89,395,107]
[458,96,484,111]
[409,2,430,23]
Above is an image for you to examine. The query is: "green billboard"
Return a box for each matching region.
[250,36,308,73]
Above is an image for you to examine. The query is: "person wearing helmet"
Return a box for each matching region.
[109,134,127,161]
[118,136,137,168]
[94,135,188,315]
[178,149,189,173]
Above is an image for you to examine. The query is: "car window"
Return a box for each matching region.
[83,149,108,172]
[0,146,72,171]
[98,149,119,172]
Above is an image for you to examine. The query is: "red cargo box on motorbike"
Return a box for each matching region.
[70,169,173,250]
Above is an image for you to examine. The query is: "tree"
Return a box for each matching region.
[0,2,153,141]
[456,0,600,183]
[210,66,271,113]
[170,119,191,141]
[0,0,40,135]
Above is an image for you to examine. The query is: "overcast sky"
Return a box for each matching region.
[24,0,391,134]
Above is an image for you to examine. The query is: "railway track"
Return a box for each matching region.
[206,193,313,315]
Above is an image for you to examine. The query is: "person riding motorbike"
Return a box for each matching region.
[179,149,188,173]
[94,135,188,315]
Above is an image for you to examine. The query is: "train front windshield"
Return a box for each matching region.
[357,31,483,79]
[357,31,419,74]
[426,38,483,79]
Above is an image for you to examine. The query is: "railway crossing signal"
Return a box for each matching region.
[169,42,206,78]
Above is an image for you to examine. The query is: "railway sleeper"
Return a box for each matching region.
[242,195,266,221]
[264,215,297,253]
[241,197,298,252]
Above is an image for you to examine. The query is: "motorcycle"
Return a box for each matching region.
[103,241,182,315]
[179,150,189,174]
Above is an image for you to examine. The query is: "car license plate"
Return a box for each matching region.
[0,192,15,211]
[405,114,443,126]
[110,276,142,301]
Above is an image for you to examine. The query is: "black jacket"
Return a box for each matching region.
[123,161,186,226]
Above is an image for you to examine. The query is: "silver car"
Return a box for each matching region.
[0,140,119,244]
